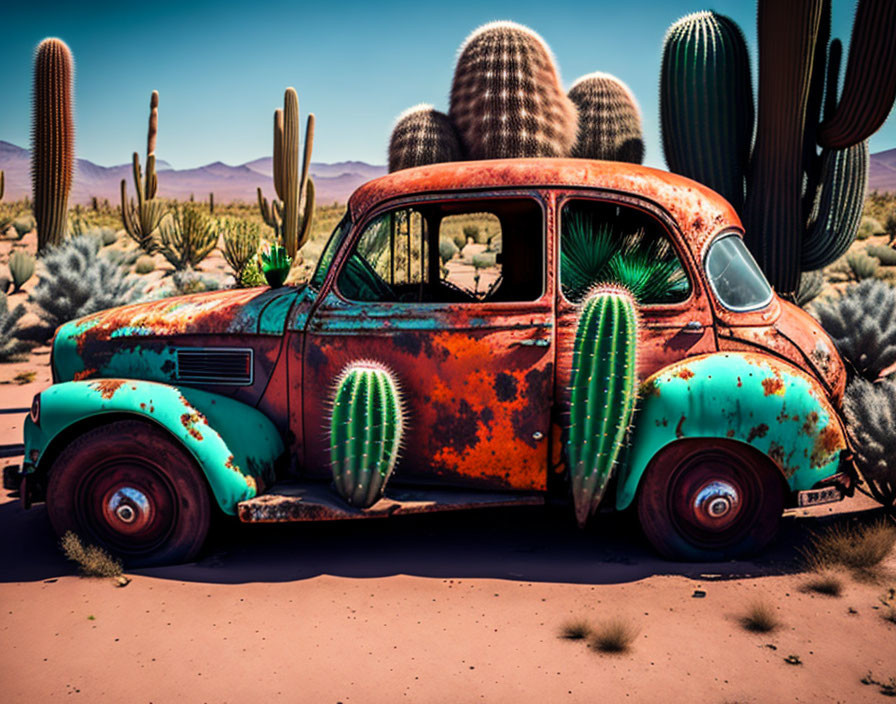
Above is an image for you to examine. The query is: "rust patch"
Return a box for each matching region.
[726,429,736,438]
[641,381,661,398]
[180,413,204,442]
[810,424,844,468]
[736,376,742,388]
[675,368,695,381]
[762,377,785,397]
[494,372,518,402]
[675,415,686,439]
[746,423,769,443]
[89,379,126,400]
[802,411,819,435]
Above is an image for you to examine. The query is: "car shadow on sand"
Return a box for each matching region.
[1,493,881,586]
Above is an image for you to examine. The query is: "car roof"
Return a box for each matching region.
[348,158,743,255]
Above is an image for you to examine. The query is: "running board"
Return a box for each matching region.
[237,481,544,523]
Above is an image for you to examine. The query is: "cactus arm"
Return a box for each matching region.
[273,109,284,201]
[300,113,314,196]
[297,177,315,251]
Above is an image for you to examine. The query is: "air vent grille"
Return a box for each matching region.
[176,348,253,386]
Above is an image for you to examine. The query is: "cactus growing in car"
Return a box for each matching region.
[449,21,578,159]
[388,104,464,172]
[567,285,639,528]
[260,243,291,288]
[329,361,405,508]
[32,38,74,254]
[121,91,166,254]
[568,73,644,164]
[8,251,35,292]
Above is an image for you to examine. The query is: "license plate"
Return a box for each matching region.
[798,486,843,507]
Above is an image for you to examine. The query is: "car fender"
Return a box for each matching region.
[24,379,285,514]
[615,352,846,510]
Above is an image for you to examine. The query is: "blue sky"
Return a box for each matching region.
[0,0,892,168]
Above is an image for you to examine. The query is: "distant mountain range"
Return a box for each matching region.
[1,140,894,205]
[0,141,387,205]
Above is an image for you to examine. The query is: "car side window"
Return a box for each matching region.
[337,199,543,303]
[559,200,691,305]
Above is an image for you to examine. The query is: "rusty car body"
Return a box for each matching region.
[4,158,854,564]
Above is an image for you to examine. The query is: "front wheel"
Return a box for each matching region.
[637,439,785,561]
[47,420,211,566]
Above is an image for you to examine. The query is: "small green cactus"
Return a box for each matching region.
[567,285,639,528]
[158,205,218,271]
[388,104,464,172]
[259,243,291,288]
[568,72,644,164]
[8,251,35,292]
[329,361,405,508]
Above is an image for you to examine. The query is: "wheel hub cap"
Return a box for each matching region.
[104,487,152,532]
[693,480,741,529]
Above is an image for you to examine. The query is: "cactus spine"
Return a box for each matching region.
[388,104,463,172]
[568,73,644,164]
[258,88,315,260]
[449,21,578,159]
[8,251,35,292]
[32,38,74,254]
[660,12,753,211]
[121,91,166,254]
[567,285,639,528]
[330,362,404,509]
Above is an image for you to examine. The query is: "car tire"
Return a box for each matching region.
[637,438,785,561]
[46,420,211,566]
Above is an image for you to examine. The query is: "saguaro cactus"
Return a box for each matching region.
[330,362,404,509]
[568,72,644,164]
[388,104,463,172]
[121,91,166,254]
[449,21,578,159]
[257,88,315,259]
[32,38,74,254]
[567,285,639,528]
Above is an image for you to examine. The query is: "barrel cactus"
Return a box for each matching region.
[388,104,463,172]
[449,21,578,159]
[568,72,644,164]
[567,285,639,528]
[32,38,74,254]
[8,251,35,292]
[329,361,405,509]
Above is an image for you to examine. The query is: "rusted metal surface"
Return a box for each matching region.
[237,481,543,523]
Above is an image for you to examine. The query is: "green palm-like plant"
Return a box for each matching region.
[260,243,292,288]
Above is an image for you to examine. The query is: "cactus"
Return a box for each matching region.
[388,104,464,172]
[8,251,35,292]
[260,243,291,288]
[843,377,896,510]
[0,293,29,362]
[134,254,155,275]
[857,216,883,240]
[866,245,896,267]
[221,218,261,285]
[567,285,639,528]
[121,91,166,254]
[258,88,315,259]
[568,72,644,164]
[32,38,74,254]
[0,170,4,201]
[158,205,218,271]
[329,361,404,508]
[12,217,33,240]
[660,11,753,211]
[844,251,880,281]
[208,192,214,214]
[449,21,577,159]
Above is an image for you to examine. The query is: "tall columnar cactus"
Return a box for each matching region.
[567,285,639,529]
[329,361,405,509]
[32,38,74,254]
[257,88,315,260]
[449,21,578,159]
[568,73,644,164]
[121,91,166,254]
[660,12,753,211]
[388,104,464,172]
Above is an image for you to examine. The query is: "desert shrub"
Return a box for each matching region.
[812,280,896,381]
[159,205,218,270]
[867,245,896,266]
[806,517,896,574]
[98,227,118,246]
[221,218,261,285]
[559,618,593,640]
[740,600,780,633]
[887,213,896,245]
[0,293,29,361]
[796,270,825,308]
[172,268,221,295]
[60,531,122,578]
[845,251,880,281]
[844,379,896,511]
[452,233,466,251]
[856,216,883,241]
[462,224,480,242]
[239,260,266,288]
[802,569,844,596]
[29,235,139,331]
[12,217,33,239]
[103,248,140,268]
[134,255,155,274]
[439,238,458,265]
[589,618,639,653]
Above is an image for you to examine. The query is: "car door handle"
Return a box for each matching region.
[511,338,550,347]
[683,321,703,332]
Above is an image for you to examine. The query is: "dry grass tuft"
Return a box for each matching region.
[60,532,122,578]
[802,568,845,597]
[740,600,780,633]
[804,519,896,581]
[559,618,593,640]
[589,618,639,654]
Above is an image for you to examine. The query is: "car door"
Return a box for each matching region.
[301,192,555,492]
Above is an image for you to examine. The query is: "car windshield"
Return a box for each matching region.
[310,214,352,290]
[705,234,773,311]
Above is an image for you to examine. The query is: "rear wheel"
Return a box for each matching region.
[637,439,784,561]
[47,420,211,566]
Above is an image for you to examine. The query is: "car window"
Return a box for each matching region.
[337,198,543,303]
[559,200,691,305]
[705,234,773,311]
[310,214,352,290]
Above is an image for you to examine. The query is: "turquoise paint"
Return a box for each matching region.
[23,380,284,514]
[615,353,846,511]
